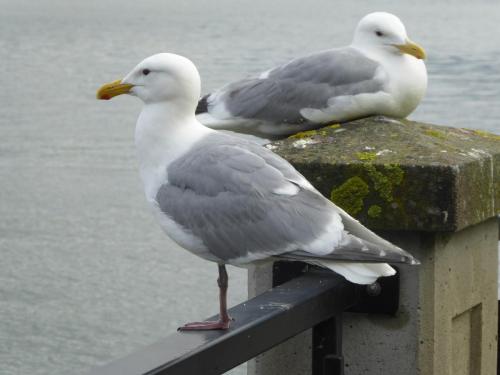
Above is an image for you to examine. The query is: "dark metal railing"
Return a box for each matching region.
[87,262,399,375]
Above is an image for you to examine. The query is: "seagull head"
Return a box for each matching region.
[352,12,426,60]
[97,53,201,109]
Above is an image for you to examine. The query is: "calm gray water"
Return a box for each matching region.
[0,0,499,374]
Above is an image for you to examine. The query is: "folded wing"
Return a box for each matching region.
[196,48,385,137]
[156,133,417,284]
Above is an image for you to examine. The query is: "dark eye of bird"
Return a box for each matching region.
[142,69,150,76]
[375,30,384,37]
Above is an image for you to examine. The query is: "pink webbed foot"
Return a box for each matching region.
[178,319,231,331]
[178,265,232,332]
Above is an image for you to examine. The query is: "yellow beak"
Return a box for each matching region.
[96,79,133,100]
[394,39,426,60]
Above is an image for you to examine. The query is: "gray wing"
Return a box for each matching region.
[156,134,334,262]
[156,133,416,265]
[199,48,384,126]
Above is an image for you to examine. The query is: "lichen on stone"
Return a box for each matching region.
[288,129,319,139]
[424,129,446,139]
[368,205,382,218]
[356,151,377,161]
[376,149,393,156]
[289,128,329,139]
[471,129,500,141]
[330,176,369,216]
[291,138,318,148]
[364,164,404,202]
[327,123,341,129]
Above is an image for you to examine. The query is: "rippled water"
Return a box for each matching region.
[0,0,499,374]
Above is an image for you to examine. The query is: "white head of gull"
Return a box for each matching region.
[352,12,426,58]
[196,12,427,141]
[97,53,419,330]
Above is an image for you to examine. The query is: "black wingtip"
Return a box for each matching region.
[196,94,209,115]
[379,248,420,266]
[280,247,420,266]
[409,256,421,266]
[398,251,420,265]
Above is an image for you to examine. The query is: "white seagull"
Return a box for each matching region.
[196,12,427,140]
[97,53,418,330]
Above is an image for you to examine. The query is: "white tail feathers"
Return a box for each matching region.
[313,260,396,284]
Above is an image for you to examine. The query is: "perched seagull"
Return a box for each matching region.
[97,53,419,330]
[196,12,427,140]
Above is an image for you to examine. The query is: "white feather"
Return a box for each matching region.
[310,260,396,285]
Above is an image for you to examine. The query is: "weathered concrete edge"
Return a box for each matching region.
[283,158,497,233]
[271,118,500,232]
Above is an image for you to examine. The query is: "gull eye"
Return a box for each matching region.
[375,30,384,37]
[142,69,151,76]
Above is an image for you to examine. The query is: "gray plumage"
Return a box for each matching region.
[156,133,416,265]
[197,48,385,137]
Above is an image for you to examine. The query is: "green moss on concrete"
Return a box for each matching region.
[368,205,382,218]
[364,164,404,202]
[424,129,446,139]
[328,163,405,219]
[287,124,343,140]
[472,129,500,141]
[288,129,321,139]
[272,116,500,231]
[330,176,369,216]
[356,152,377,161]
[327,123,341,129]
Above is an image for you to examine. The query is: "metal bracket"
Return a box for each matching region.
[272,260,308,286]
[273,261,401,315]
[348,267,400,316]
[313,317,344,375]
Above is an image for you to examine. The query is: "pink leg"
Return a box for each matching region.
[178,264,232,331]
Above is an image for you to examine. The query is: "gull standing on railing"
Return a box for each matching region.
[97,53,418,330]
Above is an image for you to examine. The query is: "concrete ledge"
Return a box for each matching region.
[249,117,499,375]
[270,116,500,232]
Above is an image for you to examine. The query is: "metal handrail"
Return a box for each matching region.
[86,267,362,375]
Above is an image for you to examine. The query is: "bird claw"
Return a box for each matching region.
[178,319,231,331]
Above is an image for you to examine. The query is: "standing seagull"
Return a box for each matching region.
[97,53,418,330]
[196,12,427,140]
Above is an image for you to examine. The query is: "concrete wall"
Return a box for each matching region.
[248,219,498,374]
[342,219,498,375]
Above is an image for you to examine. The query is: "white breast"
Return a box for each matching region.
[381,54,427,117]
[134,104,217,260]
